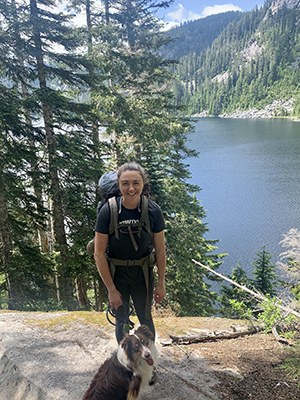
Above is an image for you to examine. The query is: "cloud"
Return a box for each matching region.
[165,3,242,24]
[201,3,242,18]
[166,3,186,22]
[188,10,202,20]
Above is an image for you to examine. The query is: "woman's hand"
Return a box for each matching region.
[154,283,166,303]
[108,288,123,310]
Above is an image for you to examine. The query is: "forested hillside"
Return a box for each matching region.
[162,11,243,60]
[166,0,300,117]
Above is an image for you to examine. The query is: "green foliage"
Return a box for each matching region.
[219,246,282,319]
[279,343,300,386]
[228,299,253,320]
[227,296,296,339]
[164,191,223,316]
[257,297,283,333]
[163,11,243,60]
[252,244,279,297]
[218,263,253,317]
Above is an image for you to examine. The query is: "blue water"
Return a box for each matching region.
[187,117,300,279]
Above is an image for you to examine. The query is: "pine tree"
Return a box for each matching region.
[1,0,98,309]
[252,245,278,297]
[0,84,54,310]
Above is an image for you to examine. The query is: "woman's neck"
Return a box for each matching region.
[121,196,140,210]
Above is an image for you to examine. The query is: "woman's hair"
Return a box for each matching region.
[118,162,150,197]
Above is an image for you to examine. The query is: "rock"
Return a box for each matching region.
[219,98,295,119]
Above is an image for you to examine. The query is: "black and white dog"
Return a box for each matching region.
[82,325,158,400]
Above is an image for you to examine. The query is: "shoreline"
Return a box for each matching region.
[191,98,300,121]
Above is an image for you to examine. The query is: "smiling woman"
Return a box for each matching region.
[94,162,166,345]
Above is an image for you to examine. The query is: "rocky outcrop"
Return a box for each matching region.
[192,98,295,119]
[0,312,220,400]
[240,40,265,62]
[219,98,295,119]
[270,0,300,13]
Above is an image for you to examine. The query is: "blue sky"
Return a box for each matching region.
[69,0,265,28]
[158,0,264,29]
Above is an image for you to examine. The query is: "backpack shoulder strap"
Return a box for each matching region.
[108,197,119,240]
[140,195,154,245]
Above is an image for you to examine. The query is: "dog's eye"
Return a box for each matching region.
[134,344,140,352]
[141,339,149,346]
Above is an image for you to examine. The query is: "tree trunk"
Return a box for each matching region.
[12,0,50,254]
[98,277,107,312]
[0,172,22,309]
[76,276,90,308]
[30,0,75,310]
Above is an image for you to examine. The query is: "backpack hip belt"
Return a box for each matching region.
[108,250,155,268]
[106,251,156,320]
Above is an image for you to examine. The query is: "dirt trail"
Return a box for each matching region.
[0,312,220,400]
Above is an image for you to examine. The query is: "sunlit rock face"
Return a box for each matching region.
[270,0,300,13]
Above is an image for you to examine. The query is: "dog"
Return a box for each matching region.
[82,325,158,400]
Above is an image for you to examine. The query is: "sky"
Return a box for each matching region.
[158,0,265,29]
[68,0,266,29]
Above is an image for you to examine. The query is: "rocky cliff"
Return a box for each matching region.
[270,0,300,12]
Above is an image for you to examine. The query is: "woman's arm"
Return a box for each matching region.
[94,231,122,310]
[153,230,166,303]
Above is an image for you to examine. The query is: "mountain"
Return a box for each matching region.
[164,0,300,117]
[162,11,243,60]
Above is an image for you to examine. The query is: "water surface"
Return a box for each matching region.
[187,118,300,278]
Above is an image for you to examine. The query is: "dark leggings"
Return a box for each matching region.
[113,265,155,344]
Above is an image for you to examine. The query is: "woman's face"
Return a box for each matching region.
[118,170,144,209]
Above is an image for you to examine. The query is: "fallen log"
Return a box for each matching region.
[166,324,265,345]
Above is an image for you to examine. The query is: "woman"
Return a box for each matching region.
[94,162,166,343]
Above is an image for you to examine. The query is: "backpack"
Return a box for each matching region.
[96,171,120,213]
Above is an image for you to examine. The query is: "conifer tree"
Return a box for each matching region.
[0,84,54,310]
[252,245,278,297]
[1,0,99,309]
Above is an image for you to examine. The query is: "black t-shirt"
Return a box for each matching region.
[95,197,165,260]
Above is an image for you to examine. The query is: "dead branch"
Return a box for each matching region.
[192,259,300,319]
[271,326,292,346]
[166,324,265,345]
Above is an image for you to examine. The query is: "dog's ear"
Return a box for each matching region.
[135,325,154,341]
[121,334,134,360]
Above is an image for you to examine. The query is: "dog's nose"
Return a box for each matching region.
[143,347,151,358]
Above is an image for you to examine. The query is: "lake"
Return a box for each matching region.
[187,117,300,279]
